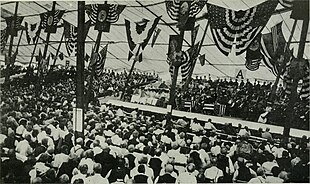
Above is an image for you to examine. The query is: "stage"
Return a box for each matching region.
[99,98,310,138]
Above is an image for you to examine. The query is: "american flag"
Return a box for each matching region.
[88,45,108,77]
[1,28,8,53]
[207,0,277,56]
[40,10,65,33]
[261,22,287,76]
[300,61,310,100]
[63,21,77,56]
[245,34,262,71]
[181,43,200,82]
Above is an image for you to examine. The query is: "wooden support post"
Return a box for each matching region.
[76,1,85,135]
[49,31,65,73]
[5,2,19,84]
[269,20,297,102]
[283,19,309,137]
[28,29,42,70]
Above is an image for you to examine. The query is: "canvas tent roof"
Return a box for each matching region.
[1,0,309,82]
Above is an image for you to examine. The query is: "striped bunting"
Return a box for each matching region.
[63,21,77,56]
[207,1,277,56]
[5,16,24,37]
[245,34,262,71]
[278,0,294,8]
[165,0,205,20]
[1,28,8,53]
[88,45,108,77]
[300,61,310,100]
[181,43,200,82]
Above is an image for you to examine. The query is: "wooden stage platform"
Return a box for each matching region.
[99,98,310,138]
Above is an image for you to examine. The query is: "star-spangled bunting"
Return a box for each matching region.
[5,16,25,37]
[207,1,278,56]
[125,16,161,62]
[63,21,77,56]
[86,3,125,32]
[40,10,65,33]
[261,22,287,76]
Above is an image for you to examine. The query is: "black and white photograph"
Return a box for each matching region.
[0,0,309,183]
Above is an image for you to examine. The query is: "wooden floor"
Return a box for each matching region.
[99,98,310,138]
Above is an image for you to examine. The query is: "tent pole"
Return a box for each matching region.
[76,1,85,136]
[28,28,42,70]
[5,2,19,84]
[283,19,309,137]
[121,59,138,100]
[183,21,210,90]
[49,31,65,73]
[269,20,297,102]
[168,30,184,109]
[87,31,103,107]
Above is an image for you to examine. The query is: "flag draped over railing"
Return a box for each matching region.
[63,21,77,56]
[261,22,287,76]
[40,10,65,33]
[125,16,161,62]
[207,0,277,56]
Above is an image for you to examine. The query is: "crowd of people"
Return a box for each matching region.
[127,76,309,130]
[1,68,309,183]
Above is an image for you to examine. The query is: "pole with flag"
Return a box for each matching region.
[27,23,42,73]
[5,2,19,84]
[183,21,210,90]
[284,0,309,137]
[49,30,65,73]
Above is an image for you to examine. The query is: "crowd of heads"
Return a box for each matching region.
[1,69,310,183]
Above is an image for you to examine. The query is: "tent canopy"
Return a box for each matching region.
[1,0,309,82]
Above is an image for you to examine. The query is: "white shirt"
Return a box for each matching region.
[204,166,224,183]
[87,173,109,184]
[177,172,197,184]
[16,139,33,157]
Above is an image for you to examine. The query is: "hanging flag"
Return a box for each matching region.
[89,45,108,77]
[207,1,277,56]
[300,61,310,100]
[50,52,55,60]
[181,43,200,82]
[191,25,199,45]
[63,21,77,56]
[261,22,287,76]
[40,10,65,33]
[245,34,262,71]
[125,16,161,62]
[86,3,125,32]
[290,0,309,20]
[165,0,205,30]
[5,16,24,37]
[1,28,8,53]
[199,54,205,66]
[151,27,161,47]
[59,52,64,60]
[167,35,183,80]
[25,22,40,44]
[278,0,294,8]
